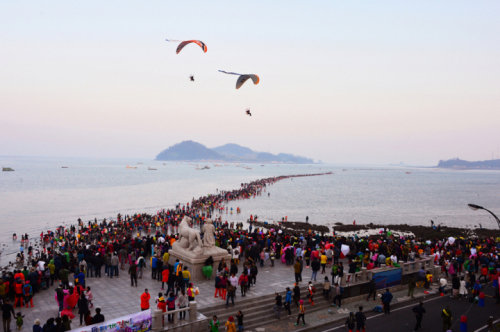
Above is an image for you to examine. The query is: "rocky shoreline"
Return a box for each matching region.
[249,220,500,239]
[333,222,500,239]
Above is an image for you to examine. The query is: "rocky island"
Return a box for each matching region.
[437,158,500,170]
[155,140,316,163]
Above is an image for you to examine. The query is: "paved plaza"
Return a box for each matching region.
[16,257,318,330]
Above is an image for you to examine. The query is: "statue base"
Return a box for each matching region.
[168,243,232,281]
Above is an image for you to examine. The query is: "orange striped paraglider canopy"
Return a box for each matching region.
[166,39,207,54]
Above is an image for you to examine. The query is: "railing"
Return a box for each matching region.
[151,301,200,331]
[341,255,436,286]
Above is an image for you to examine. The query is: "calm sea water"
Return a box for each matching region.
[1,156,499,260]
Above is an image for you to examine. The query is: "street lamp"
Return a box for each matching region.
[468,204,500,229]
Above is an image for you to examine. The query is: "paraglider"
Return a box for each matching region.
[218,70,260,89]
[166,39,207,54]
[246,109,251,116]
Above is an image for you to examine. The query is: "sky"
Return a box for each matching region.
[1,1,499,165]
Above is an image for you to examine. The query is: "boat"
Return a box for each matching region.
[406,172,411,174]
[2,167,14,171]
[148,167,157,170]
[163,163,166,165]
[61,167,68,169]
[343,169,347,171]
[126,165,137,169]
[137,162,143,164]
[261,165,265,166]
[326,172,333,175]
[202,166,210,170]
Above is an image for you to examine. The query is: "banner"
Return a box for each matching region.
[373,268,402,290]
[71,310,151,332]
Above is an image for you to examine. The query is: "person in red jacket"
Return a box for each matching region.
[14,280,24,308]
[157,297,167,325]
[161,269,169,290]
[140,289,151,311]
[238,272,248,297]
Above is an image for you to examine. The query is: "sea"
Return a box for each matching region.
[1,156,499,263]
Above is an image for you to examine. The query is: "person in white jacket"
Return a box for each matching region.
[230,274,238,288]
[459,276,467,299]
[439,278,447,296]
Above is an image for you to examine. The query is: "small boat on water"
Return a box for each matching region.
[2,167,14,171]
[148,167,157,170]
[126,165,137,169]
[137,162,144,164]
[406,172,411,174]
[163,163,166,165]
[61,167,68,169]
[326,172,333,174]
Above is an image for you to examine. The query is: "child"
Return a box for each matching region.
[307,281,315,305]
[16,312,24,331]
[84,287,93,308]
[270,249,275,267]
[155,292,163,304]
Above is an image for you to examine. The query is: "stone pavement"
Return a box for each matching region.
[16,258,321,330]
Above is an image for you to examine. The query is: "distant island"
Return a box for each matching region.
[155,141,316,164]
[437,158,500,170]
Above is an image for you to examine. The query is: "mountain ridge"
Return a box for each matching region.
[437,158,500,170]
[155,141,315,164]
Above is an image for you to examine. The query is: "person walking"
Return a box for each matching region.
[77,293,89,327]
[225,316,236,332]
[412,301,426,332]
[294,259,301,283]
[366,277,376,301]
[293,283,301,308]
[235,311,244,332]
[177,290,188,321]
[225,282,235,309]
[381,288,393,314]
[307,281,315,306]
[355,306,366,332]
[110,253,119,278]
[140,289,150,311]
[2,298,15,332]
[323,277,331,299]
[441,306,452,332]
[273,292,283,319]
[332,283,343,308]
[284,287,292,316]
[311,258,320,281]
[451,274,460,299]
[295,299,306,326]
[238,272,248,297]
[439,277,447,296]
[209,316,220,332]
[345,312,356,332]
[408,275,416,298]
[129,261,138,287]
[161,266,169,290]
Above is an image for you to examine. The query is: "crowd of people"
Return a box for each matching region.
[1,172,499,332]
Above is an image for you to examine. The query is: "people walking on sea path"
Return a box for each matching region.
[4,171,500,331]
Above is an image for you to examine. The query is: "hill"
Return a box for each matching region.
[213,143,254,157]
[155,141,222,161]
[155,141,315,163]
[437,158,500,170]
